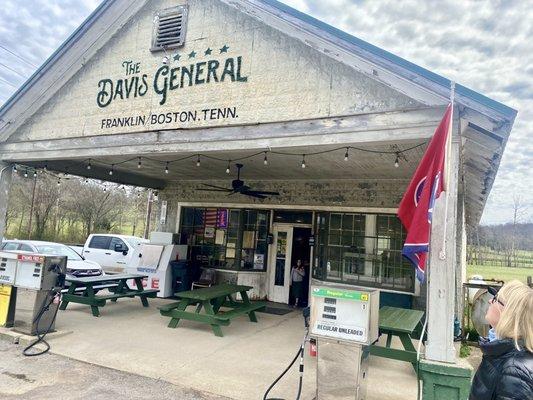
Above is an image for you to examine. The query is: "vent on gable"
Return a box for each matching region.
[151,6,188,52]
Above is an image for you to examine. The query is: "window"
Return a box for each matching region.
[109,237,127,252]
[151,6,188,52]
[2,242,19,251]
[88,236,111,250]
[180,207,270,271]
[19,244,34,252]
[314,212,414,292]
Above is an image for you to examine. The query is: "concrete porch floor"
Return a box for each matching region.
[42,297,418,400]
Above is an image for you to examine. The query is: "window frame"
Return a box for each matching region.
[313,211,415,293]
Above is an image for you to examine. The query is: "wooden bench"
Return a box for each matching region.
[60,274,158,317]
[159,284,264,337]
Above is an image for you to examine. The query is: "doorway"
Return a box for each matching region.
[268,224,312,305]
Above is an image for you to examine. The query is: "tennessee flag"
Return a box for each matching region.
[398,105,452,282]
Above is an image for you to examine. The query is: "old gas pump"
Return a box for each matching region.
[0,252,66,336]
[310,283,379,400]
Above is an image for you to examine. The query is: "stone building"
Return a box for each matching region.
[0,0,516,394]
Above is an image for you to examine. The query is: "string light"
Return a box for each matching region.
[394,154,400,168]
[301,155,306,169]
[344,148,349,161]
[109,165,114,176]
[165,162,169,174]
[226,161,231,174]
[103,186,107,192]
[137,157,142,169]
[33,170,37,178]
[87,159,91,170]
[64,167,69,177]
[13,165,17,173]
[24,169,28,178]
[263,152,268,165]
[196,155,201,167]
[57,178,61,186]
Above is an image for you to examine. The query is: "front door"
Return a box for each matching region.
[268,225,293,303]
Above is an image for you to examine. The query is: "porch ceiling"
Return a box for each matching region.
[21,140,428,187]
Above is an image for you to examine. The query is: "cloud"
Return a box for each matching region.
[0,0,531,225]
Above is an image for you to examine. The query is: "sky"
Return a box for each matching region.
[0,0,531,225]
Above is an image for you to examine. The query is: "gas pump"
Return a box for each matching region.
[263,283,379,400]
[309,283,379,400]
[127,232,188,297]
[0,251,67,356]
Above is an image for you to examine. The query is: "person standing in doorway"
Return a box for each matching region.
[469,280,533,400]
[290,259,305,308]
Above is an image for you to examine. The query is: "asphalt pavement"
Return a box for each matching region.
[0,341,230,400]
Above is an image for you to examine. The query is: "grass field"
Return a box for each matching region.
[467,264,533,283]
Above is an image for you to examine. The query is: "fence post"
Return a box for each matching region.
[528,276,532,288]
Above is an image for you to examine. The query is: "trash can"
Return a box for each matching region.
[170,261,190,293]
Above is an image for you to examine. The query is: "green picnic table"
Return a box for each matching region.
[59,274,158,317]
[159,283,265,337]
[369,306,425,370]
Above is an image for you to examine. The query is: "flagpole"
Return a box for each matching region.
[439,81,455,260]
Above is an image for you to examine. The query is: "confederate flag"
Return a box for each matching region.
[398,105,452,282]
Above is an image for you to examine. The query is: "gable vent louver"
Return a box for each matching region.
[151,6,188,52]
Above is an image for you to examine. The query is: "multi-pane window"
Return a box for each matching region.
[180,207,270,271]
[314,212,414,292]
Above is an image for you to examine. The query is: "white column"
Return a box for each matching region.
[425,135,460,363]
[0,161,13,240]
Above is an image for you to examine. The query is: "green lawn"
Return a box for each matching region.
[467,264,533,283]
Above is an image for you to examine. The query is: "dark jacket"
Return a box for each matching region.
[470,338,533,400]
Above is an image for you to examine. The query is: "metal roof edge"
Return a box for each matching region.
[0,0,116,119]
[259,0,517,121]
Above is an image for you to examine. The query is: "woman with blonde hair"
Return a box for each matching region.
[469,280,533,399]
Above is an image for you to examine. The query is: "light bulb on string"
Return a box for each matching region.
[344,148,350,162]
[109,165,114,176]
[24,169,28,178]
[263,152,268,165]
[103,186,107,192]
[301,155,306,169]
[394,154,400,168]
[165,162,169,174]
[33,170,37,178]
[57,178,61,186]
[87,159,91,170]
[43,163,48,172]
[196,155,201,167]
[226,161,231,174]
[13,165,17,173]
[137,157,142,169]
[64,168,69,177]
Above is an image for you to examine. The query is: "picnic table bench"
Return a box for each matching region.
[59,274,158,317]
[369,306,425,370]
[159,283,265,337]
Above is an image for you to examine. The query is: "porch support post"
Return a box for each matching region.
[425,134,460,363]
[0,161,13,240]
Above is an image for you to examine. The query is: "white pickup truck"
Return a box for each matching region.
[81,234,149,274]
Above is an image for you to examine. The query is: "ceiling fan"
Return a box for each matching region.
[196,163,280,199]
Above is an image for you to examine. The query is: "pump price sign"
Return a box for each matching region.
[310,286,372,344]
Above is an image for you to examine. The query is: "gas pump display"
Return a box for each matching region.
[310,285,379,345]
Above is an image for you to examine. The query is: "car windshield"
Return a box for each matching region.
[35,244,83,261]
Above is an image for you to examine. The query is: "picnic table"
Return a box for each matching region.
[159,283,265,337]
[369,306,425,370]
[59,274,158,317]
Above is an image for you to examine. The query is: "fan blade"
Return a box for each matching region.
[243,192,267,199]
[196,188,232,192]
[245,190,280,196]
[202,183,232,190]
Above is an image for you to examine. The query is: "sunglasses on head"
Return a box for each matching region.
[487,286,504,306]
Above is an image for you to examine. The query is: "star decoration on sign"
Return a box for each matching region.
[220,44,229,53]
[205,47,212,56]
[188,50,197,59]
[173,53,181,61]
